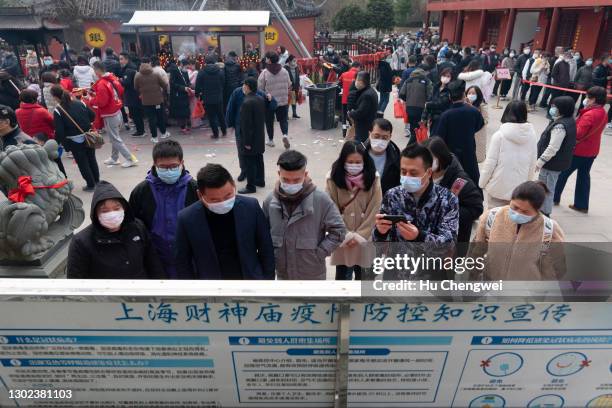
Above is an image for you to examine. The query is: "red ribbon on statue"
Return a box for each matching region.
[8,176,69,203]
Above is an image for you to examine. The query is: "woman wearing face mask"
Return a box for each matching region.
[469,181,565,281]
[528,51,550,111]
[536,96,576,216]
[423,137,483,247]
[326,141,382,280]
[498,49,517,100]
[284,55,301,119]
[67,181,165,279]
[465,85,488,163]
[458,59,494,103]
[554,86,608,214]
[424,67,452,134]
[479,101,537,209]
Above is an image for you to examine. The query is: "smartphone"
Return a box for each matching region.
[382,215,408,224]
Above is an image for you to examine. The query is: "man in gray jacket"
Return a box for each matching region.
[263,150,346,279]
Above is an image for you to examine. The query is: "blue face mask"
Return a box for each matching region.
[156,166,182,184]
[508,208,535,224]
[549,107,559,118]
[400,174,424,193]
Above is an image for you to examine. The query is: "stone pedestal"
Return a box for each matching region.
[0,236,71,278]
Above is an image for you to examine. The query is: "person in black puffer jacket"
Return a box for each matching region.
[196,55,226,138]
[167,61,191,132]
[223,51,244,111]
[424,67,453,134]
[102,48,122,77]
[423,136,483,251]
[376,56,393,115]
[347,71,378,143]
[119,53,145,136]
[67,180,165,279]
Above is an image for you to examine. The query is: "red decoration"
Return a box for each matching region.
[8,176,69,203]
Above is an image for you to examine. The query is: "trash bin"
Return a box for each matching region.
[307,83,337,130]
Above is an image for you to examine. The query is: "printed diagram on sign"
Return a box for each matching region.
[526,394,564,408]
[546,352,590,377]
[480,352,523,377]
[587,394,612,407]
[469,394,505,407]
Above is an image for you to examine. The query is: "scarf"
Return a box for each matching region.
[345,173,364,191]
[274,177,316,217]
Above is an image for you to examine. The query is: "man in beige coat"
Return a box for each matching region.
[263,150,346,279]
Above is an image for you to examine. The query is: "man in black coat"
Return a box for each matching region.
[119,52,145,136]
[238,78,267,194]
[364,118,401,195]
[436,80,484,185]
[348,71,378,143]
[175,164,275,280]
[196,55,226,139]
[102,47,122,77]
[223,51,244,112]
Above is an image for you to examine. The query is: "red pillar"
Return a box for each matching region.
[477,10,487,48]
[545,7,561,53]
[439,11,445,40]
[426,11,431,28]
[454,10,464,45]
[503,8,517,49]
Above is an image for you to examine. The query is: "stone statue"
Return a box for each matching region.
[0,140,84,262]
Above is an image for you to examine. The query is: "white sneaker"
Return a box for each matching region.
[104,158,120,165]
[266,140,275,147]
[606,122,612,129]
[121,160,138,168]
[282,135,290,149]
[160,131,171,139]
[151,137,159,144]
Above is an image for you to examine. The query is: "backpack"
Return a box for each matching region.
[485,207,554,254]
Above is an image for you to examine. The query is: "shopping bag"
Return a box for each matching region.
[345,118,356,141]
[415,121,429,143]
[393,98,404,119]
[192,100,205,119]
[297,90,305,105]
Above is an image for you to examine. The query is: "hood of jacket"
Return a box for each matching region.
[266,63,283,75]
[498,122,536,145]
[18,102,44,110]
[138,63,154,75]
[90,180,134,228]
[74,65,93,75]
[410,68,428,79]
[204,64,220,75]
[440,155,467,186]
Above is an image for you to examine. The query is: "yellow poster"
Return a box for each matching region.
[85,27,107,48]
[264,26,279,46]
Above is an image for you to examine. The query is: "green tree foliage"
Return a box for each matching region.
[366,0,395,38]
[394,0,412,27]
[332,5,367,36]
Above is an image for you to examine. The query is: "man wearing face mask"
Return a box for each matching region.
[322,45,340,81]
[391,45,409,75]
[511,46,531,100]
[374,143,459,245]
[347,71,378,143]
[175,163,275,280]
[365,118,401,195]
[263,150,346,280]
[129,140,198,278]
[550,51,572,101]
[68,181,165,279]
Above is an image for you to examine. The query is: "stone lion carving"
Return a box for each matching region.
[0,140,85,261]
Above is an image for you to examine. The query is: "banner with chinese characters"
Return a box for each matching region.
[0,300,611,407]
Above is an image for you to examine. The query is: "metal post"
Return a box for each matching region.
[545,7,561,53]
[334,303,350,408]
[266,0,312,58]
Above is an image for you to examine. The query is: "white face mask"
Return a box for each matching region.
[98,210,125,230]
[281,181,303,195]
[509,53,515,58]
[344,163,363,175]
[205,196,236,215]
[440,76,451,84]
[523,49,531,55]
[467,94,477,103]
[370,138,389,153]
[586,60,593,66]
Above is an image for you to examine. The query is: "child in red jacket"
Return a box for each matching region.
[59,70,74,92]
[15,89,55,139]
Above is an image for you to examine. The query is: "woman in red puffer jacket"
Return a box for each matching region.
[15,88,54,139]
[553,86,608,213]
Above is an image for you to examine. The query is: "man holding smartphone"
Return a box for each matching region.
[374,143,459,243]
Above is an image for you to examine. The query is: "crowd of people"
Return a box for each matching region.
[0,35,610,281]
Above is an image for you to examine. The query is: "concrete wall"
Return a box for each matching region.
[510,11,540,51]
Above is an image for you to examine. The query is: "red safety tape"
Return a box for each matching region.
[521,79,612,99]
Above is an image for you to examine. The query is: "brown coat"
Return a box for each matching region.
[134,63,168,106]
[468,206,566,281]
[326,173,382,266]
